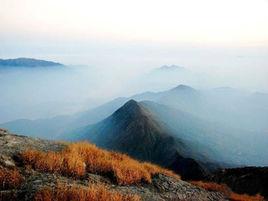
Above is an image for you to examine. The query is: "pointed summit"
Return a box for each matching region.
[121,99,139,109]
[113,99,146,120]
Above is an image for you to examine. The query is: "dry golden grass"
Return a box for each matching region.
[229,193,265,201]
[21,142,179,185]
[34,183,141,201]
[190,181,230,195]
[190,181,265,201]
[0,167,23,190]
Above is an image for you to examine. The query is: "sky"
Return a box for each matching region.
[1,0,268,45]
[0,0,268,80]
[0,0,267,66]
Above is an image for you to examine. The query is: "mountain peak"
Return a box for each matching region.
[123,99,139,107]
[114,99,146,119]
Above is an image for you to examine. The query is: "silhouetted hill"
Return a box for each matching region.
[0,58,63,67]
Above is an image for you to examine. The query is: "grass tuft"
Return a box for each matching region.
[0,167,23,190]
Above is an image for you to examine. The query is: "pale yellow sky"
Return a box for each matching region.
[1,0,268,46]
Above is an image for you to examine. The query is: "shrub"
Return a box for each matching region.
[34,184,141,201]
[21,141,179,185]
[0,167,23,190]
[190,181,265,201]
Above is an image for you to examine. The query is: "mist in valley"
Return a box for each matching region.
[1,44,268,123]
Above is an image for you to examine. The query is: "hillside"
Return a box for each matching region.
[0,128,230,201]
[0,58,63,67]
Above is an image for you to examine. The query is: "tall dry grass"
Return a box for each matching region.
[190,181,265,201]
[229,193,265,201]
[0,167,23,190]
[21,142,179,185]
[34,183,141,201]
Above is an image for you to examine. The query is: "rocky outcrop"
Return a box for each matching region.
[0,128,228,201]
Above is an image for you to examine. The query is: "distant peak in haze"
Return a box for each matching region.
[124,99,139,106]
[170,84,196,92]
[157,65,186,71]
[0,58,64,67]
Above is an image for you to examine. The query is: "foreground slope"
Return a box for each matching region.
[0,128,227,201]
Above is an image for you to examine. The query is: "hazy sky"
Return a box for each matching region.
[1,0,268,45]
[0,0,268,94]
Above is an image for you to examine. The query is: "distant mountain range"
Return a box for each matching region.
[0,58,63,67]
[1,84,268,175]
